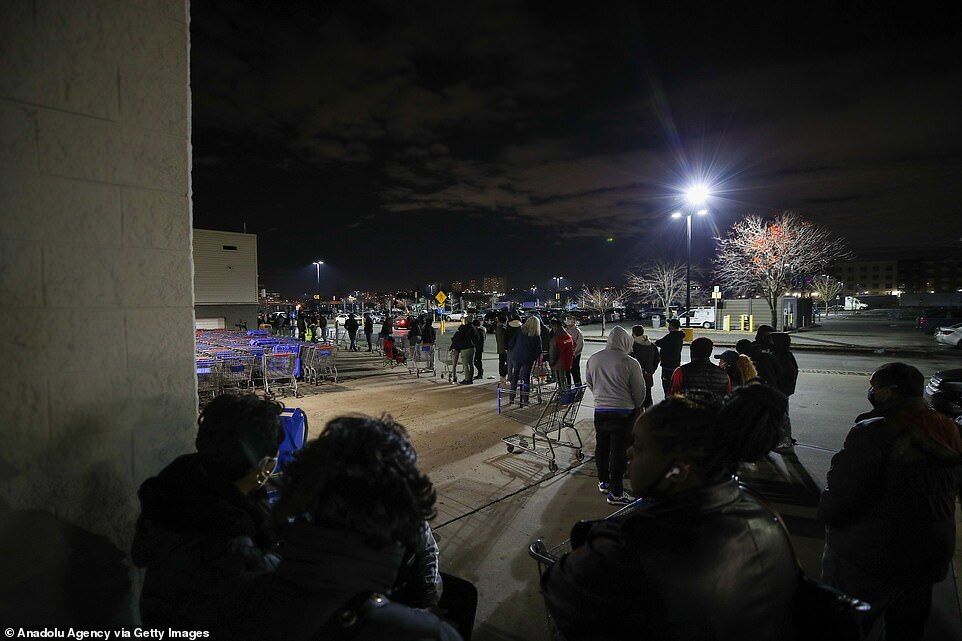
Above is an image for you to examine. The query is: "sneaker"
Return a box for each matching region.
[459,380,473,385]
[606,491,633,506]
[598,482,609,493]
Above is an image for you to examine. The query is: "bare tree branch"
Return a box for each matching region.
[714,212,851,327]
[581,286,625,336]
[810,274,843,316]
[625,261,686,319]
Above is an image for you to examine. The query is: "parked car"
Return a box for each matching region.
[935,323,962,348]
[446,311,466,322]
[568,309,601,325]
[924,369,962,418]
[917,308,962,334]
[393,316,410,330]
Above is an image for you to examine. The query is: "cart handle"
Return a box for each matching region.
[528,539,558,565]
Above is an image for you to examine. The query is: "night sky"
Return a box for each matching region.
[190,1,962,297]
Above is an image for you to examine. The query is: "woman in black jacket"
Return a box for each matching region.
[543,385,797,641]
[132,395,284,628]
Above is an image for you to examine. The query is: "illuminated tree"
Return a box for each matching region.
[625,261,686,319]
[810,274,843,315]
[581,286,625,336]
[714,212,850,327]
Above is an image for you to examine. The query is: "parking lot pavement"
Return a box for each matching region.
[291,337,962,640]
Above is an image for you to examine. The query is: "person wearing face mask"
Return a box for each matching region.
[542,385,796,640]
[819,363,962,641]
[132,394,284,628]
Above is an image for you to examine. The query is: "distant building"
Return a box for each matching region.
[898,257,962,294]
[194,229,259,329]
[483,275,506,292]
[831,260,898,295]
[468,279,478,290]
[451,280,464,293]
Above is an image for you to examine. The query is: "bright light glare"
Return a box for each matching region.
[685,184,710,205]
[313,260,324,265]
[696,209,708,216]
[670,211,682,219]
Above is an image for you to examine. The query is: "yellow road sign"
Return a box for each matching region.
[435,291,447,305]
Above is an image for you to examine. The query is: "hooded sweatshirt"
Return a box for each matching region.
[566,322,584,356]
[504,319,523,353]
[585,326,647,411]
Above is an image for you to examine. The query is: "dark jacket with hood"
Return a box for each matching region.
[131,453,279,628]
[421,320,437,344]
[504,319,523,354]
[450,323,478,351]
[770,333,798,396]
[214,522,461,641]
[630,335,659,375]
[819,398,962,585]
[543,480,796,641]
[654,330,684,374]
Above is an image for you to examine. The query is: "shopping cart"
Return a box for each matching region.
[196,357,219,405]
[500,385,588,472]
[528,354,555,404]
[438,347,456,382]
[218,354,256,393]
[313,343,338,382]
[408,343,436,377]
[528,500,643,634]
[263,351,299,397]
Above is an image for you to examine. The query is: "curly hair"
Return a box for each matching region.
[644,384,787,480]
[275,414,436,550]
[195,394,284,482]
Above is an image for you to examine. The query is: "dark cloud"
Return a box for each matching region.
[190,0,962,295]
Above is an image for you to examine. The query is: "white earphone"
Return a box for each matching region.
[665,466,682,479]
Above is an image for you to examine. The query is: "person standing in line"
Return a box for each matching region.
[317,314,328,342]
[565,316,585,387]
[715,350,758,387]
[669,337,731,399]
[494,314,509,385]
[655,318,684,396]
[363,313,374,351]
[420,315,437,369]
[504,314,523,387]
[735,339,781,387]
[472,317,486,380]
[508,316,542,407]
[379,315,392,338]
[344,313,360,352]
[548,318,575,390]
[449,316,477,385]
[629,325,659,408]
[585,325,647,505]
[296,312,306,341]
[407,314,422,360]
[819,363,962,641]
[770,332,799,450]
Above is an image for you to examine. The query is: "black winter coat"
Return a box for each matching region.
[818,399,962,585]
[543,480,796,641]
[450,324,477,351]
[654,330,684,373]
[422,323,437,344]
[213,522,461,641]
[131,454,279,628]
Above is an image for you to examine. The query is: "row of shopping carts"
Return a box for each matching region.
[196,329,339,402]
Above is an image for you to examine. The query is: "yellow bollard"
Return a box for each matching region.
[723,315,731,332]
[748,315,754,333]
[739,314,747,331]
[682,327,694,342]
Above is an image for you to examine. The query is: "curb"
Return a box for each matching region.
[581,337,953,359]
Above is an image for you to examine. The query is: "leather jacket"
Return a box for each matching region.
[543,479,796,641]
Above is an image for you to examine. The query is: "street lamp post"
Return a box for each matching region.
[312,260,324,308]
[553,275,563,307]
[671,185,710,327]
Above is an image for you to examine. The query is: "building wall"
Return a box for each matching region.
[194,303,259,330]
[193,228,258,305]
[831,260,898,295]
[0,0,194,595]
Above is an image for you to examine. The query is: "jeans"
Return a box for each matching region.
[594,412,634,495]
[364,330,372,350]
[498,353,508,378]
[570,353,582,386]
[661,373,673,397]
[348,331,358,351]
[454,348,474,382]
[509,361,533,404]
[474,346,484,378]
[822,543,934,641]
[438,572,478,641]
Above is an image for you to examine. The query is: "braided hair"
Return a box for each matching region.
[645,384,787,481]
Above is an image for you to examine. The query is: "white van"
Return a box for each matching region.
[677,308,716,328]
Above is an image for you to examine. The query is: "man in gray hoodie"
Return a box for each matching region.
[585,325,647,505]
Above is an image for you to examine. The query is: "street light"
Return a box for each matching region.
[672,185,712,326]
[312,260,324,305]
[553,275,564,307]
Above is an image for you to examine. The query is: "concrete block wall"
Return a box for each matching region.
[0,0,194,559]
